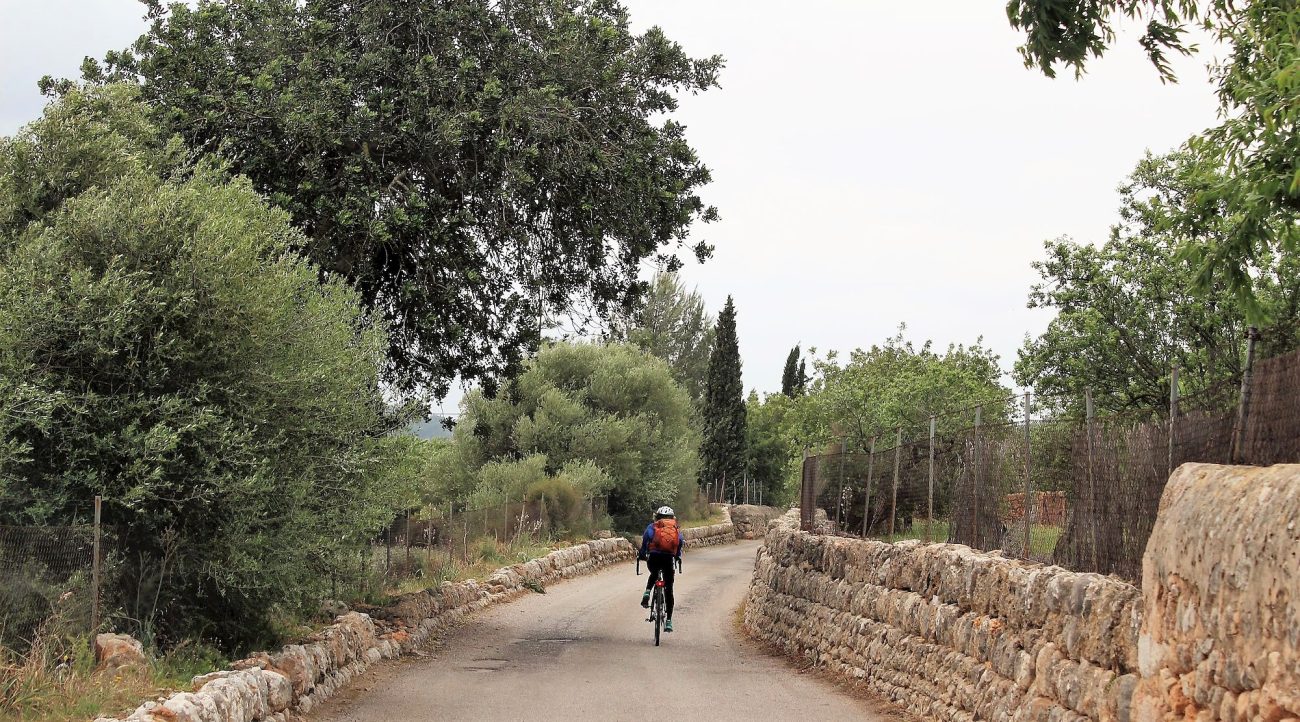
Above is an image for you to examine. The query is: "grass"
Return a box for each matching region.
[0,628,226,722]
[388,535,569,597]
[679,511,727,530]
[873,521,1063,559]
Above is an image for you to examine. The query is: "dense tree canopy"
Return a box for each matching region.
[436,342,703,528]
[1015,152,1300,412]
[79,0,723,396]
[745,391,797,506]
[699,297,746,496]
[793,330,1008,447]
[1008,0,1300,321]
[606,272,715,408]
[0,86,420,649]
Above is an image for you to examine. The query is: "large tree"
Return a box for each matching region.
[77,0,722,396]
[1015,152,1300,412]
[780,345,804,397]
[699,296,746,498]
[793,329,1008,447]
[1007,0,1300,322]
[606,272,715,407]
[0,86,419,649]
[745,391,796,506]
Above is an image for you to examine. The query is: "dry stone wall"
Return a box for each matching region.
[95,537,635,722]
[1132,464,1300,722]
[729,505,786,539]
[747,463,1300,722]
[746,510,1142,722]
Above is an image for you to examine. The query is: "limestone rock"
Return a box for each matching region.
[94,633,146,670]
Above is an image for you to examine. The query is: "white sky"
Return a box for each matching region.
[1,1,1224,412]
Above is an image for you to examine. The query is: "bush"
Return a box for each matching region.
[526,477,583,535]
[450,343,702,530]
[0,86,421,651]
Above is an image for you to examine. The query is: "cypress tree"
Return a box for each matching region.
[797,358,808,392]
[780,345,801,397]
[700,296,747,501]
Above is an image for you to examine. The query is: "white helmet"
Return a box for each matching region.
[655,506,676,518]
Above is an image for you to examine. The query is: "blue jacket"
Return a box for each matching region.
[640,521,684,560]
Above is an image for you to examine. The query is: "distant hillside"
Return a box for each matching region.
[407,414,454,440]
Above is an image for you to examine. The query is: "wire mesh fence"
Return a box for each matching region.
[327,495,613,601]
[799,336,1300,582]
[0,523,98,651]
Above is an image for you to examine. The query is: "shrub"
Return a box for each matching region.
[0,86,420,651]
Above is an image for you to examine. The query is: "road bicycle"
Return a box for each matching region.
[636,556,681,646]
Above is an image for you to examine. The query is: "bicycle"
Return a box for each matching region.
[636,556,681,646]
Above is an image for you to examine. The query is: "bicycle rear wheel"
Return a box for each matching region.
[653,590,664,646]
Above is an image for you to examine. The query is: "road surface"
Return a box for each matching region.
[312,541,900,722]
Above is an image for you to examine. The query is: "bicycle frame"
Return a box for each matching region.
[636,557,674,646]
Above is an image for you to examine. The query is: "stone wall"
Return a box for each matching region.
[747,462,1300,722]
[1132,464,1300,721]
[729,504,786,539]
[745,510,1142,721]
[95,537,636,722]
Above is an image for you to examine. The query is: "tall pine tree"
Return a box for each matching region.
[700,297,747,501]
[780,345,801,397]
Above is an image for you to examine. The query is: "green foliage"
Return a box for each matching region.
[526,476,583,535]
[780,346,806,398]
[1008,1,1300,322]
[1015,152,1300,411]
[699,297,746,494]
[745,391,798,505]
[0,86,420,651]
[606,272,715,408]
[79,0,723,396]
[448,342,701,529]
[793,328,1008,447]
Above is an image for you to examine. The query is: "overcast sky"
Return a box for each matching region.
[1,1,1224,413]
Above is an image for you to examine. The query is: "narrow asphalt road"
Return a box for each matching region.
[312,541,900,722]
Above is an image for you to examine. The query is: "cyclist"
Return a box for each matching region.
[638,506,683,632]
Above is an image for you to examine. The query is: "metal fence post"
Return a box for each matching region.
[1232,328,1258,464]
[927,415,936,543]
[92,495,102,633]
[862,435,876,537]
[1085,388,1099,571]
[889,427,902,539]
[405,510,412,569]
[1023,391,1033,559]
[1168,366,1180,477]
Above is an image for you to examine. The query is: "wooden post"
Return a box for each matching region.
[927,416,936,544]
[1232,327,1258,464]
[1023,391,1033,560]
[836,439,846,528]
[426,504,432,567]
[405,510,412,569]
[973,405,982,548]
[1086,388,1099,571]
[447,502,454,567]
[1168,365,1180,477]
[92,495,102,632]
[862,436,876,537]
[889,427,902,539]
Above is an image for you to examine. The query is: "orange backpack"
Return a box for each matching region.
[649,518,680,555]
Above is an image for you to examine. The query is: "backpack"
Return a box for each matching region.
[649,518,680,555]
